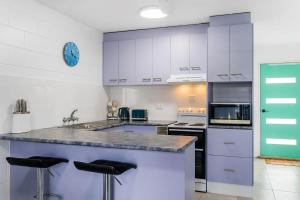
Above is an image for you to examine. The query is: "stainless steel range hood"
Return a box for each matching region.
[167,73,207,84]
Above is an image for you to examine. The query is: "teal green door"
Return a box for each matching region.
[261,63,300,158]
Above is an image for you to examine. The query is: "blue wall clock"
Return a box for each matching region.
[63,42,80,67]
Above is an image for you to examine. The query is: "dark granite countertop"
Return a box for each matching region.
[0,120,197,153]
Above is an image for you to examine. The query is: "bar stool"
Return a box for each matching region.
[74,160,137,200]
[6,156,68,200]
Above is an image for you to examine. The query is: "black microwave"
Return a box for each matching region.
[209,103,251,126]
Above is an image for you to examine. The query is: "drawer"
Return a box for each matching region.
[207,155,253,186]
[207,128,252,157]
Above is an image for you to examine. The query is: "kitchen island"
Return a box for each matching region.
[0,120,196,200]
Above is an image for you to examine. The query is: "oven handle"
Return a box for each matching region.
[195,148,204,152]
[168,129,204,133]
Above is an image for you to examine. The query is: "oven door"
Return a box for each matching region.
[195,149,205,179]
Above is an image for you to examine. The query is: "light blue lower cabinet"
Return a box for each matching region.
[207,155,253,186]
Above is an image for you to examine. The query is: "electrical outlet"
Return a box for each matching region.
[156,104,163,110]
[188,95,196,105]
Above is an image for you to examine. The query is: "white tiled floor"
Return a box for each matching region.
[196,159,300,200]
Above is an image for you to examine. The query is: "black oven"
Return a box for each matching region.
[209,103,251,126]
[167,127,206,192]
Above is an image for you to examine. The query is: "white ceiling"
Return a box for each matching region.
[36,0,300,44]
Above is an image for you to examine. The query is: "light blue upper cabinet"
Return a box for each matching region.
[190,33,208,74]
[118,40,136,85]
[208,26,230,82]
[103,41,119,86]
[208,24,253,82]
[171,34,190,74]
[153,36,171,84]
[103,24,208,86]
[230,24,253,82]
[135,38,153,85]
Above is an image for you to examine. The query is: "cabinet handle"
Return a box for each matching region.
[142,78,151,82]
[109,79,118,82]
[224,142,235,145]
[168,129,204,133]
[153,78,162,82]
[224,169,236,173]
[230,73,243,76]
[180,67,189,71]
[217,74,229,77]
[191,67,201,70]
[119,79,127,83]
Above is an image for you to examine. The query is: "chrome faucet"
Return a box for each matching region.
[63,109,79,123]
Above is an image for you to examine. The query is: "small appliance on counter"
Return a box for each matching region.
[209,103,252,126]
[107,100,119,120]
[118,107,130,121]
[12,99,31,133]
[168,109,207,192]
[131,109,148,121]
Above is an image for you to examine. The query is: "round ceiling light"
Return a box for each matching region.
[140,6,168,19]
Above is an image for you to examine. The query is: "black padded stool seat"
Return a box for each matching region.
[6,156,69,168]
[7,156,68,200]
[74,160,137,175]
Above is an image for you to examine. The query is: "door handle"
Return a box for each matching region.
[261,109,269,113]
[191,67,201,71]
[142,78,151,82]
[180,67,189,71]
[230,73,243,76]
[153,78,162,82]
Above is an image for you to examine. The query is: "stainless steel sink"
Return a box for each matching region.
[59,121,121,130]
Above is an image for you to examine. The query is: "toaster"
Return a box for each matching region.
[131,109,148,121]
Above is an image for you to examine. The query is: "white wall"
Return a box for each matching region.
[0,0,108,132]
[109,84,207,121]
[0,0,108,198]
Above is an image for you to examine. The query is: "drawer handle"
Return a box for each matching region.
[153,78,162,82]
[180,67,189,71]
[224,142,235,145]
[224,169,236,173]
[109,79,118,82]
[142,78,151,82]
[191,67,201,70]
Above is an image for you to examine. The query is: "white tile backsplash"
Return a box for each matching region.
[0,24,25,48]
[0,1,107,199]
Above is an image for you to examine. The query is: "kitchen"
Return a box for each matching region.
[0,0,299,200]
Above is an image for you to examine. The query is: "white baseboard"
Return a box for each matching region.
[207,181,253,198]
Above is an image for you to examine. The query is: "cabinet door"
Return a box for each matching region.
[190,33,207,74]
[119,40,135,85]
[208,26,230,82]
[103,41,118,86]
[153,36,171,84]
[135,38,153,85]
[171,34,190,74]
[230,24,253,82]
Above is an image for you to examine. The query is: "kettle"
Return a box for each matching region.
[118,107,130,121]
